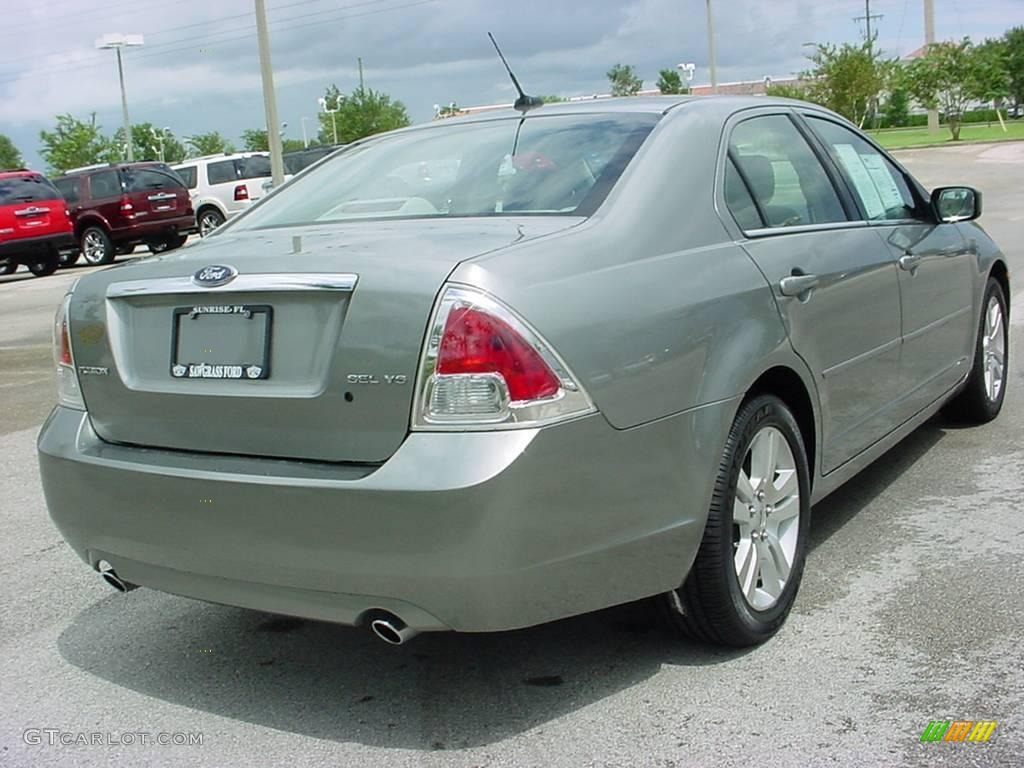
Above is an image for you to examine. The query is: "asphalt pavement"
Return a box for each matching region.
[1,144,1022,767]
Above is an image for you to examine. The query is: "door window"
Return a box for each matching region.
[236,155,271,180]
[88,170,121,199]
[724,157,763,230]
[805,117,920,222]
[728,115,847,229]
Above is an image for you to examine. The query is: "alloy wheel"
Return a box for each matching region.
[82,231,108,264]
[982,295,1006,403]
[200,212,222,236]
[733,426,801,611]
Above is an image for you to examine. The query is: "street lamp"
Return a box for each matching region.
[300,116,310,148]
[95,33,144,161]
[677,62,696,83]
[150,126,171,162]
[318,95,342,145]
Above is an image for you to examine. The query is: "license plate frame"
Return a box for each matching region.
[169,304,273,380]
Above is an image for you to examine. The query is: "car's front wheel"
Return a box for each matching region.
[27,258,59,277]
[147,234,189,254]
[58,249,80,267]
[944,277,1009,423]
[0,258,15,275]
[80,227,115,265]
[664,394,811,647]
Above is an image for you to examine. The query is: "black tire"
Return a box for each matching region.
[147,234,188,254]
[0,259,15,275]
[662,394,811,647]
[27,258,59,277]
[80,226,115,265]
[58,249,80,267]
[944,277,1009,423]
[198,208,225,237]
[115,243,136,256]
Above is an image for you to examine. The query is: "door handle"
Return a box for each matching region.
[779,273,820,297]
[898,252,922,271]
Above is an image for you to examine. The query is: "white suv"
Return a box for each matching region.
[172,153,272,236]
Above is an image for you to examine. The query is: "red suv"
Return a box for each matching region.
[0,169,74,278]
[53,162,195,266]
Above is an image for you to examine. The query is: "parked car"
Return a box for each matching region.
[283,144,342,175]
[0,169,74,277]
[39,97,1009,648]
[53,162,195,266]
[172,152,272,237]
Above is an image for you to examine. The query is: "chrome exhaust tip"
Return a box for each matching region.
[97,560,138,593]
[369,614,418,646]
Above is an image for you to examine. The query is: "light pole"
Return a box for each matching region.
[151,126,171,162]
[318,95,341,145]
[254,0,285,187]
[705,0,718,93]
[96,33,144,161]
[677,62,696,92]
[300,117,310,148]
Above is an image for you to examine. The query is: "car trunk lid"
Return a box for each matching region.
[69,217,579,462]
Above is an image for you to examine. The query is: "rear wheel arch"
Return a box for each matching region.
[74,216,108,239]
[745,366,818,483]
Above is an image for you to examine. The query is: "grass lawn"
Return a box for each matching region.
[869,121,1024,149]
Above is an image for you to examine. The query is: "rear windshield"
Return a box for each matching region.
[0,175,60,204]
[174,166,198,189]
[283,147,336,175]
[233,113,658,229]
[124,167,184,192]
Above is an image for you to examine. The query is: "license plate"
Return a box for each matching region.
[170,304,272,379]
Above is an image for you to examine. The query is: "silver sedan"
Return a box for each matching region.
[38,96,1010,647]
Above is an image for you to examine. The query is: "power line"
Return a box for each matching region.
[0,0,437,86]
[853,0,884,52]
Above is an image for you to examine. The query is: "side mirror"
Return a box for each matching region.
[932,186,982,223]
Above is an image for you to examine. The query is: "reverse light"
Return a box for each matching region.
[234,184,249,201]
[53,294,85,410]
[413,286,594,429]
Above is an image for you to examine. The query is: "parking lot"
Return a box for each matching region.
[1,142,1021,767]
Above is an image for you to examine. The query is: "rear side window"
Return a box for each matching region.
[54,177,80,203]
[88,170,121,199]
[804,117,920,222]
[175,166,198,189]
[728,115,847,228]
[124,167,183,192]
[207,160,236,185]
[0,175,60,204]
[236,155,271,180]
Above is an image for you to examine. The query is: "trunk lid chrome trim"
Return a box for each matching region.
[106,272,358,298]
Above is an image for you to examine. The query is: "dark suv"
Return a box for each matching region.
[53,162,195,266]
[0,169,74,277]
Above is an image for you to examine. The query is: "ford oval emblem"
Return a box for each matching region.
[192,264,238,288]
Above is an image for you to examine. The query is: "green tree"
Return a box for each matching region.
[185,131,235,156]
[970,38,1011,125]
[904,39,982,140]
[110,123,187,163]
[656,68,688,95]
[765,83,812,101]
[1004,26,1024,109]
[801,42,892,127]
[38,113,115,174]
[316,85,411,145]
[0,133,24,169]
[881,87,910,127]
[607,63,643,96]
[540,94,569,103]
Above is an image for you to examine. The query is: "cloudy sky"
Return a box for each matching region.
[1,0,1018,169]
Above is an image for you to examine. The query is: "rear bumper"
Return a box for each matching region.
[115,214,196,242]
[0,231,74,262]
[37,401,735,632]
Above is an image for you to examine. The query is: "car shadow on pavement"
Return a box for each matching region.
[55,414,952,751]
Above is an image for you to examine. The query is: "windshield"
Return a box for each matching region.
[233,113,658,229]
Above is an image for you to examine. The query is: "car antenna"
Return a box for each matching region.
[488,32,543,113]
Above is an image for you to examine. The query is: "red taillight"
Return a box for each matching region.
[59,317,72,365]
[437,306,560,401]
[119,195,133,214]
[234,184,249,201]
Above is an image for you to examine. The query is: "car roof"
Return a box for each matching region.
[0,169,44,179]
[55,161,170,178]
[172,152,269,166]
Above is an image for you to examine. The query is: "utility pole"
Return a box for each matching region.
[254,0,285,187]
[924,0,939,134]
[854,0,883,54]
[96,34,144,161]
[705,0,718,93]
